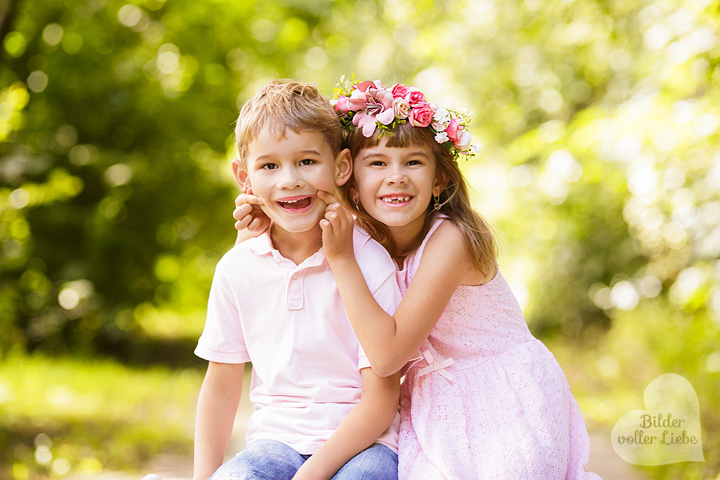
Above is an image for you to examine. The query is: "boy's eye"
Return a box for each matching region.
[369,160,386,166]
[261,163,278,170]
[299,158,315,166]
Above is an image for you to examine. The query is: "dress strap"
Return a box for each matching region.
[403,214,449,276]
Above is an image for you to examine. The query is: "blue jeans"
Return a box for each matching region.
[210,439,398,480]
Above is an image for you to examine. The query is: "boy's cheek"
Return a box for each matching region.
[259,204,272,217]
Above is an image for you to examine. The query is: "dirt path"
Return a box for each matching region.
[69,428,648,480]
[586,431,648,480]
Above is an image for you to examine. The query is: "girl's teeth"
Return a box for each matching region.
[385,196,411,203]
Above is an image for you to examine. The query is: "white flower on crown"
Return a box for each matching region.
[433,107,451,126]
[435,131,449,143]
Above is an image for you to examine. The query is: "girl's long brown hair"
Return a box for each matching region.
[338,123,497,277]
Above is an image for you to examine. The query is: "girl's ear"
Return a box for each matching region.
[433,170,448,197]
[334,148,353,186]
[232,158,251,191]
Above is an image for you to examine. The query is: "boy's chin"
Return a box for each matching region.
[267,215,324,235]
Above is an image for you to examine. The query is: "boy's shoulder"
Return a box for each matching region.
[214,234,271,277]
[352,222,396,281]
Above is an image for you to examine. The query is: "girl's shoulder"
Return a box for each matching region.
[424,218,495,285]
[421,218,471,267]
[425,217,467,252]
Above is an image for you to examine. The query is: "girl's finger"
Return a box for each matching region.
[328,203,347,230]
[319,218,332,235]
[317,190,339,205]
[329,202,352,230]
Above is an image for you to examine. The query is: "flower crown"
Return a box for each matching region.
[331,76,481,160]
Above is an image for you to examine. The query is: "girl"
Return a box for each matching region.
[234,79,600,479]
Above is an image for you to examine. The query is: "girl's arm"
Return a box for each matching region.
[193,362,245,480]
[292,368,401,480]
[320,196,474,377]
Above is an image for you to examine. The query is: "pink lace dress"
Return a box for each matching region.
[397,219,601,479]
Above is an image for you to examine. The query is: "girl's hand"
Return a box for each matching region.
[318,191,355,262]
[233,189,270,234]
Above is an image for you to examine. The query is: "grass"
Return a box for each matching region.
[0,353,204,479]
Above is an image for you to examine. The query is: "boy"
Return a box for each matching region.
[193,80,402,480]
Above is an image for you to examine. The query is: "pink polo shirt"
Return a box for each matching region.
[195,225,401,454]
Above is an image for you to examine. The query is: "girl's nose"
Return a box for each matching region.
[386,166,408,185]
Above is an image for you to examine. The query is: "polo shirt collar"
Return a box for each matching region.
[248,232,326,268]
[248,232,275,256]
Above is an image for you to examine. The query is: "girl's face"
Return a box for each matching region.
[352,137,443,241]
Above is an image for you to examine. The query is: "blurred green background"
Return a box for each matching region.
[1,0,719,478]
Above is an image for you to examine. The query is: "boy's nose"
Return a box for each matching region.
[277,167,304,189]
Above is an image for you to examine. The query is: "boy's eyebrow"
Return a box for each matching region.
[298,149,323,156]
[253,149,323,161]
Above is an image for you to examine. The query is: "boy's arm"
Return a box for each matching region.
[292,368,402,480]
[193,361,245,480]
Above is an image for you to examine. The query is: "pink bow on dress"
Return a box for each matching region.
[417,349,455,382]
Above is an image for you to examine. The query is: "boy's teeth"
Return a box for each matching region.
[279,196,312,209]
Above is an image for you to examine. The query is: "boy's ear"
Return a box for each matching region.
[232,158,251,191]
[334,148,353,186]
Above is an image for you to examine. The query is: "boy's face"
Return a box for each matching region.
[234,128,351,235]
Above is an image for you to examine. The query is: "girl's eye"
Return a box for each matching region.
[407,159,423,166]
[299,159,315,166]
[261,163,278,170]
[369,160,386,166]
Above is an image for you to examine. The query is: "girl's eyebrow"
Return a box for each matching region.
[404,150,430,158]
[358,151,387,160]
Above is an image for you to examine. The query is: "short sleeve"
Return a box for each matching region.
[195,264,251,364]
[352,229,402,370]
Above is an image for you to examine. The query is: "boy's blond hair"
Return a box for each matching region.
[234,80,342,168]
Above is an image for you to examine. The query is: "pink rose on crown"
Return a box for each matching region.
[445,118,463,141]
[446,118,472,149]
[409,105,434,128]
[391,83,411,99]
[406,89,426,107]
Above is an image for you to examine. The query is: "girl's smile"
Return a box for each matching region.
[379,194,414,206]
